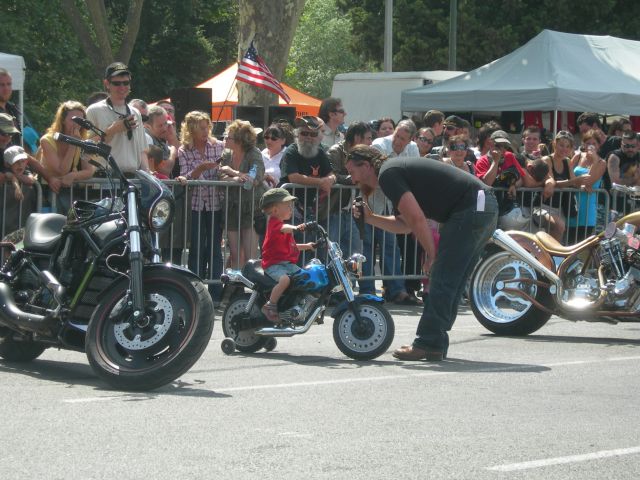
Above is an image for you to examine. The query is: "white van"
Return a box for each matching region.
[330,71,465,123]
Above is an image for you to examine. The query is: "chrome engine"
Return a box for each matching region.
[560,233,640,311]
[279,294,319,324]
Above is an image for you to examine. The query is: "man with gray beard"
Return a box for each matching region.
[280,116,336,262]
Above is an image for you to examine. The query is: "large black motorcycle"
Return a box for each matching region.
[0,118,214,390]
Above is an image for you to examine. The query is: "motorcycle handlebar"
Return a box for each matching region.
[53,132,111,158]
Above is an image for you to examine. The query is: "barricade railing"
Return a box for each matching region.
[0,181,42,239]
[610,184,640,218]
[15,179,635,296]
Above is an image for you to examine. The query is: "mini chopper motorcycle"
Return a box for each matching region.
[220,222,395,360]
[470,193,640,335]
[0,117,214,390]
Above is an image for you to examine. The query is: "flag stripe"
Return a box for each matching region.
[236,42,291,103]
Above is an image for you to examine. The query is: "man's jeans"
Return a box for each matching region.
[413,192,498,354]
[328,210,362,257]
[188,209,223,303]
[359,223,405,300]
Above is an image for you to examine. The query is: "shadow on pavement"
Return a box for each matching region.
[518,333,640,348]
[395,357,551,374]
[0,358,231,399]
[230,350,398,369]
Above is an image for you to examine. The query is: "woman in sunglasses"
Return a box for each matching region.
[40,101,96,213]
[261,123,287,188]
[443,134,474,175]
[416,127,436,157]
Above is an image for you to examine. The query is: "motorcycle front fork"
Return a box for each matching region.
[127,188,145,317]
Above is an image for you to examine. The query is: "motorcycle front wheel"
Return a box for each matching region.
[470,250,552,335]
[221,293,268,353]
[85,270,214,391]
[333,301,395,360]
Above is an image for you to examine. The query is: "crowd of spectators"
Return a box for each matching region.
[1,62,640,304]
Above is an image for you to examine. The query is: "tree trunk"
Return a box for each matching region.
[237,0,305,125]
[61,0,145,79]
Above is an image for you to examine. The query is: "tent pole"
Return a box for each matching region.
[553,109,558,136]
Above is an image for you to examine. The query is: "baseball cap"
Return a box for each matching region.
[260,188,297,210]
[104,62,131,79]
[443,115,466,128]
[0,113,19,135]
[4,145,28,166]
[294,116,323,131]
[490,130,512,147]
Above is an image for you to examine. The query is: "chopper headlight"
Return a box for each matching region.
[346,253,366,277]
[149,198,173,231]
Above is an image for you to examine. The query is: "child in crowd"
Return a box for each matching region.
[147,145,169,180]
[259,187,316,323]
[3,146,34,201]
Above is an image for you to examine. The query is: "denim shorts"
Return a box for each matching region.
[265,262,301,281]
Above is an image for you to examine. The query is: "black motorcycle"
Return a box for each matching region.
[0,118,214,390]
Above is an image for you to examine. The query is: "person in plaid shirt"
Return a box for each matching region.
[177,111,224,306]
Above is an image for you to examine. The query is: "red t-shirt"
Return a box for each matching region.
[261,216,299,269]
[474,151,525,181]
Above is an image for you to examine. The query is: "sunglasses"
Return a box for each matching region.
[299,130,319,137]
[449,144,467,151]
[0,132,12,137]
[418,136,434,143]
[623,143,637,149]
[109,80,130,87]
[445,125,457,131]
[264,135,280,141]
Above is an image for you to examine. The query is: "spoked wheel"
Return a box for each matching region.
[470,250,552,335]
[0,327,47,362]
[332,301,395,360]
[221,293,268,353]
[85,270,214,391]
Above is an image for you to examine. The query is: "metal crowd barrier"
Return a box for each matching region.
[3,178,636,295]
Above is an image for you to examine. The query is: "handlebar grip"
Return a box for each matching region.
[53,132,87,150]
[303,221,318,232]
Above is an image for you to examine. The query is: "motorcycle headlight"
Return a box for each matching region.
[346,254,366,277]
[149,198,173,231]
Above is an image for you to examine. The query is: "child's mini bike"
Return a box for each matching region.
[220,222,394,360]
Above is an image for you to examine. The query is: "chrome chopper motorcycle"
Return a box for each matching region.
[0,117,214,390]
[470,189,640,335]
[220,222,395,360]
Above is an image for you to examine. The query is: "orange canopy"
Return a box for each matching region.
[196,63,320,121]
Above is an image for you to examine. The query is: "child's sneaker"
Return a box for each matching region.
[261,301,279,323]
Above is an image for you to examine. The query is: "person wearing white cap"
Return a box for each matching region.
[3,145,32,201]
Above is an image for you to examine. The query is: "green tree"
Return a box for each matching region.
[2,0,237,132]
[285,0,371,99]
[336,0,640,72]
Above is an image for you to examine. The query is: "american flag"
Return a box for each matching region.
[237,41,291,103]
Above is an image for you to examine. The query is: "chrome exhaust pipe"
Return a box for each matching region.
[492,230,562,290]
[0,283,49,332]
[491,229,604,312]
[255,306,325,337]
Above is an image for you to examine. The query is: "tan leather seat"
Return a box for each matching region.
[534,231,599,256]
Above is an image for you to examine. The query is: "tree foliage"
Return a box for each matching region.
[285,0,371,99]
[336,0,640,72]
[2,0,237,132]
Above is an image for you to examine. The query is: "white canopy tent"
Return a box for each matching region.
[401,30,640,115]
[0,52,25,129]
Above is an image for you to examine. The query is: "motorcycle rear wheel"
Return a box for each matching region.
[333,301,394,360]
[221,293,268,353]
[0,328,46,362]
[470,250,552,336]
[85,270,214,391]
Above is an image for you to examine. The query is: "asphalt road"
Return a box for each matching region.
[1,303,639,480]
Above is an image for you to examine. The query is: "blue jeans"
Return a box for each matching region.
[328,210,362,257]
[413,192,498,354]
[188,209,223,302]
[359,224,405,299]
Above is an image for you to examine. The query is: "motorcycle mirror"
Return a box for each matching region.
[604,222,618,239]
